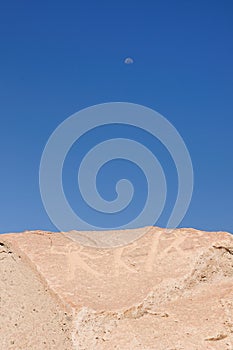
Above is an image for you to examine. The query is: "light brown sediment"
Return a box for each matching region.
[1,227,233,349]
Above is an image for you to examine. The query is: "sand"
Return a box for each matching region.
[0,241,73,350]
[0,227,233,349]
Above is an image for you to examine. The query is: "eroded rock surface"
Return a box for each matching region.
[1,227,233,349]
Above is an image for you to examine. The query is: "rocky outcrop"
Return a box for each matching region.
[1,227,233,349]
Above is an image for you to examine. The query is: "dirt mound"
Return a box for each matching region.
[0,242,73,350]
[1,227,233,349]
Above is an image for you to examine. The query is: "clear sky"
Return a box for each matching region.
[0,1,232,234]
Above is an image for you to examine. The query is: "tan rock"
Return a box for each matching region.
[1,227,233,349]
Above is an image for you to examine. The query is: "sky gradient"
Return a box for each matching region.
[0,1,233,234]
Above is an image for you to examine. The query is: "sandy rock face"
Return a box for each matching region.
[0,227,233,349]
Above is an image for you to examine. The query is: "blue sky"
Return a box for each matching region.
[0,0,232,234]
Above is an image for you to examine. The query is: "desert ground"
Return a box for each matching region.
[1,227,233,349]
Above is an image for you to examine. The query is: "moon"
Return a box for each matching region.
[124,57,134,64]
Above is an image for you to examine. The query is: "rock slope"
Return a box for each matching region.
[0,227,233,349]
